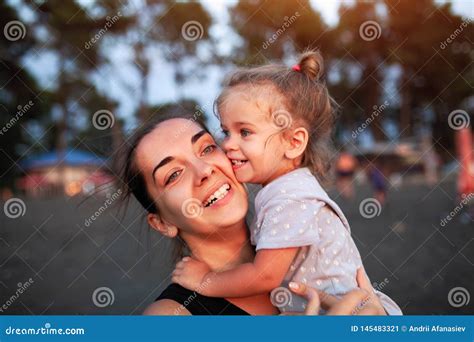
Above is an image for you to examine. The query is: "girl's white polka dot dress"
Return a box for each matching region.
[252,168,402,315]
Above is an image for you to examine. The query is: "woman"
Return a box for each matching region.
[118,112,387,315]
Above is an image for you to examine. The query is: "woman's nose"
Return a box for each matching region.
[193,159,214,185]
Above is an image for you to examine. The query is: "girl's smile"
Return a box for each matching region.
[230,158,249,170]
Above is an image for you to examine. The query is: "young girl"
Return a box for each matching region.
[172,50,402,315]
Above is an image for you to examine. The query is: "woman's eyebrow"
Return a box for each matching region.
[152,156,174,183]
[191,129,207,144]
[151,130,208,183]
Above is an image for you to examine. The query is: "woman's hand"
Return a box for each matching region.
[172,257,212,293]
[350,267,387,315]
[285,267,387,315]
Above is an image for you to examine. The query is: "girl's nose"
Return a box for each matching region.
[221,135,238,152]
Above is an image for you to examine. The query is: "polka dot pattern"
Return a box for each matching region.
[250,167,399,314]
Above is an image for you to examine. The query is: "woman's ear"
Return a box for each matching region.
[147,213,178,238]
[284,127,309,160]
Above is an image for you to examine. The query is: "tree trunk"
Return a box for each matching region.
[365,50,386,141]
[399,70,412,138]
[134,42,150,123]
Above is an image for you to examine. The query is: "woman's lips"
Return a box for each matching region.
[204,186,234,209]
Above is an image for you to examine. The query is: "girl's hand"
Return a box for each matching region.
[172,257,212,294]
[285,268,387,315]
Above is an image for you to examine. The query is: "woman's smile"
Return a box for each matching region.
[203,183,231,207]
[203,183,234,209]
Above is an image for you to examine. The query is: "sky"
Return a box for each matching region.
[17,0,474,135]
[150,0,473,133]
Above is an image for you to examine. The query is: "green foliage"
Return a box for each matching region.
[1,0,471,191]
[0,2,48,187]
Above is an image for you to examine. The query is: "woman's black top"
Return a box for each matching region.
[155,283,249,315]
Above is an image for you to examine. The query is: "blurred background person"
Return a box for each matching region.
[367,162,388,207]
[336,149,358,200]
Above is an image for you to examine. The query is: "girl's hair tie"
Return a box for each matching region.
[292,64,301,72]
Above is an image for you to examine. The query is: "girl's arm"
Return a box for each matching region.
[172,247,299,298]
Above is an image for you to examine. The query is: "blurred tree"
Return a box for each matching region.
[30,1,106,155]
[116,0,214,121]
[332,0,389,141]
[385,0,473,158]
[28,0,136,171]
[229,0,330,65]
[0,2,50,190]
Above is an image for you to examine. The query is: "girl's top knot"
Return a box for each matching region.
[297,50,324,82]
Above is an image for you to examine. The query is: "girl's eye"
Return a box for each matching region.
[221,129,229,137]
[165,170,181,185]
[240,129,251,137]
[202,144,216,155]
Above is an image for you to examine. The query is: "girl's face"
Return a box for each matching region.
[135,118,248,238]
[219,86,292,186]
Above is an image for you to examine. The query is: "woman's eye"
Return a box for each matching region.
[202,144,216,155]
[240,129,251,137]
[166,170,181,185]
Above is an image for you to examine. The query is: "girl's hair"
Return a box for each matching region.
[215,49,338,180]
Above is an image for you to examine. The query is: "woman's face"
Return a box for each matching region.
[135,118,248,237]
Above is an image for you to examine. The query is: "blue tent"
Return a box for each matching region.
[20,149,107,170]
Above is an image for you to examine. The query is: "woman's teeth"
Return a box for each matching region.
[204,183,231,207]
